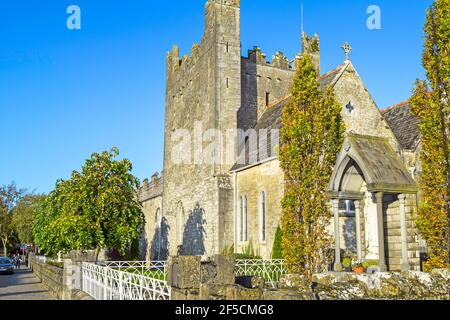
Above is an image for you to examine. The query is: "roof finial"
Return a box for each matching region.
[341,42,352,61]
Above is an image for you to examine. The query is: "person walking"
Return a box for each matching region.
[14,254,21,270]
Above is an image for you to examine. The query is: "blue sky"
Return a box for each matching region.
[0,0,432,193]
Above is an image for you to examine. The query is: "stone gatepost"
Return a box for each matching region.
[62,258,74,300]
[62,250,106,300]
[167,256,202,300]
[167,255,236,300]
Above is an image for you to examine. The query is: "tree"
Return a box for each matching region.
[0,205,14,256]
[410,0,450,271]
[279,54,345,280]
[271,225,283,260]
[33,148,145,261]
[12,195,45,245]
[0,183,27,256]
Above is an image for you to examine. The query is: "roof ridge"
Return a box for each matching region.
[263,64,346,111]
[266,94,291,110]
[381,100,410,114]
[318,63,346,80]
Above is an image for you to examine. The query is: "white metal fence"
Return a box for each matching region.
[81,258,288,299]
[82,262,171,300]
[235,259,288,288]
[101,261,167,280]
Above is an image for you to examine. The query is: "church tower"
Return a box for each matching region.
[301,32,320,75]
[163,0,241,257]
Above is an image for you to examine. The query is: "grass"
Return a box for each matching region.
[46,261,64,269]
[111,267,166,281]
[235,264,287,282]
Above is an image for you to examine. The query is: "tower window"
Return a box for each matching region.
[226,42,229,53]
[226,77,229,89]
[265,92,270,107]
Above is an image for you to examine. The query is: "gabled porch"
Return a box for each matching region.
[328,134,419,272]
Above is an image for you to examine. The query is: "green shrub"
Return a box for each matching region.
[272,226,283,259]
[222,244,235,256]
[234,241,262,260]
[128,238,141,261]
[342,258,352,268]
[362,260,379,269]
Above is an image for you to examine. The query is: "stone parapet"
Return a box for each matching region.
[29,251,99,300]
[29,255,64,300]
[167,256,449,300]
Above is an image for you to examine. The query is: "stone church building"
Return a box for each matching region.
[139,0,424,272]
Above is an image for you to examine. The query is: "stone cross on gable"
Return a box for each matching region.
[341,42,352,61]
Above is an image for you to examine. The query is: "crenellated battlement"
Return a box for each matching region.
[271,51,291,70]
[206,0,240,8]
[139,172,163,202]
[167,0,240,79]
[166,42,202,75]
[301,32,320,74]
[243,47,294,71]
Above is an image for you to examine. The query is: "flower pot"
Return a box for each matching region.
[353,266,365,274]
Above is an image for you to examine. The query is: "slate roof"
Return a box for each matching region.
[231,63,347,171]
[345,134,417,193]
[382,102,421,151]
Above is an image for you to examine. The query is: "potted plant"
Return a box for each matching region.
[342,258,352,272]
[362,260,380,273]
[352,262,365,274]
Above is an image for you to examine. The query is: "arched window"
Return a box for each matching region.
[259,192,266,242]
[240,196,248,242]
[155,208,161,227]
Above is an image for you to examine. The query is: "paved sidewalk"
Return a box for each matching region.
[0,268,55,300]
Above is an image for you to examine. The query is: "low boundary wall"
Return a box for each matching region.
[29,253,94,300]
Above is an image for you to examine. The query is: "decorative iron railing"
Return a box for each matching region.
[101,261,167,281]
[82,262,171,300]
[234,259,289,288]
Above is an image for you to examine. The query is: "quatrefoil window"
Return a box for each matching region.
[346,101,355,113]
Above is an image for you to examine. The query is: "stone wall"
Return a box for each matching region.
[29,256,65,300]
[235,159,284,258]
[310,270,450,300]
[333,62,400,152]
[141,195,164,260]
[383,193,421,271]
[167,255,449,300]
[29,253,96,300]
[239,49,294,132]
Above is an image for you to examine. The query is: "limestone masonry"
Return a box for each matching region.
[139,0,424,272]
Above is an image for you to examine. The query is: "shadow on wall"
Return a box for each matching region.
[238,56,258,144]
[150,217,170,261]
[179,204,207,256]
[139,230,148,261]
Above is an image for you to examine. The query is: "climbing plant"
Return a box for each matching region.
[410,0,450,271]
[279,53,345,280]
